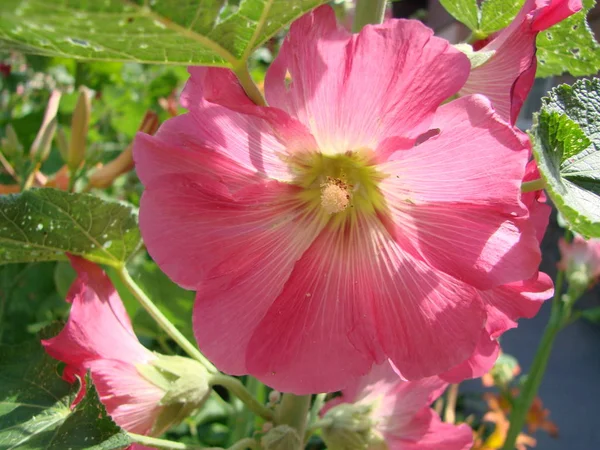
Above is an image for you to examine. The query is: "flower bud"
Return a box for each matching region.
[68,87,92,171]
[558,236,600,297]
[137,354,211,435]
[30,90,60,158]
[261,425,301,450]
[31,117,57,165]
[2,124,23,157]
[321,403,382,450]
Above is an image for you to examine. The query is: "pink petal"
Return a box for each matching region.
[387,409,473,450]
[378,96,540,289]
[483,271,554,338]
[462,0,582,123]
[173,181,327,376]
[180,67,255,110]
[246,216,485,392]
[88,359,164,435]
[440,329,500,383]
[42,256,155,367]
[265,5,469,154]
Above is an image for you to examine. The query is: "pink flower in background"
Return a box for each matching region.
[461,0,582,124]
[559,236,600,284]
[321,361,473,449]
[135,5,542,394]
[43,256,166,440]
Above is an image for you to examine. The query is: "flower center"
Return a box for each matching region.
[320,177,351,214]
[289,150,385,220]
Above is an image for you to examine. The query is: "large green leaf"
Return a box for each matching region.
[531,78,600,238]
[0,0,327,67]
[536,0,600,78]
[0,328,131,449]
[439,0,480,31]
[479,0,523,34]
[0,189,141,267]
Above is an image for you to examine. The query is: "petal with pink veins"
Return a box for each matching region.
[265,5,470,154]
[378,95,539,289]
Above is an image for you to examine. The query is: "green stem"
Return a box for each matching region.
[352,0,387,32]
[308,393,327,425]
[210,373,275,422]
[521,178,546,193]
[128,434,259,450]
[501,270,566,450]
[128,433,205,449]
[232,64,266,106]
[117,267,217,373]
[274,394,311,448]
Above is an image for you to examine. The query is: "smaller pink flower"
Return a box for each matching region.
[559,236,600,285]
[462,0,582,124]
[322,361,473,450]
[43,256,208,443]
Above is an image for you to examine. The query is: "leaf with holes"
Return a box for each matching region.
[439,0,480,31]
[531,78,600,238]
[0,188,141,267]
[536,0,600,78]
[0,0,327,67]
[0,327,131,449]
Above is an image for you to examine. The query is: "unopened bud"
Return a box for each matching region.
[2,124,23,157]
[137,354,210,436]
[321,403,381,450]
[261,425,301,450]
[30,90,61,158]
[88,110,159,188]
[268,390,281,405]
[55,127,69,164]
[31,117,57,164]
[68,87,92,170]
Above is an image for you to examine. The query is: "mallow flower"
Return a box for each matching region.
[43,255,209,444]
[559,235,600,291]
[134,5,543,394]
[460,0,582,124]
[321,361,473,450]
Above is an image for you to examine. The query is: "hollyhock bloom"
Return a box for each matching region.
[461,0,582,124]
[134,5,543,394]
[321,361,472,449]
[43,255,208,444]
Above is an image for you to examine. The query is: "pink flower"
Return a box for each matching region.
[322,361,473,450]
[43,256,208,441]
[559,236,600,284]
[134,5,542,394]
[461,0,582,124]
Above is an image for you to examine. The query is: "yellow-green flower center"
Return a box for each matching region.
[289,150,386,224]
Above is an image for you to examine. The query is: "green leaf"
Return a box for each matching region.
[479,0,524,34]
[0,188,141,267]
[536,0,600,78]
[0,328,131,449]
[439,0,480,31]
[581,306,600,324]
[0,0,328,67]
[531,78,600,238]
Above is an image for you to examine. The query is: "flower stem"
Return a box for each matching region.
[117,267,217,373]
[274,394,311,448]
[521,178,546,193]
[210,373,275,422]
[128,433,204,449]
[501,269,566,450]
[352,0,387,32]
[128,434,260,450]
[232,64,266,106]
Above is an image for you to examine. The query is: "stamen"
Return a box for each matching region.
[320,177,351,214]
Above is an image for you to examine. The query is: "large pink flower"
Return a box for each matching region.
[461,0,582,124]
[322,361,473,449]
[43,255,167,439]
[134,5,542,394]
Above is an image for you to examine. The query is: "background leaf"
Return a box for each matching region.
[479,0,523,34]
[0,188,141,267]
[439,0,480,31]
[536,0,600,78]
[531,78,600,238]
[0,0,327,67]
[0,327,131,449]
